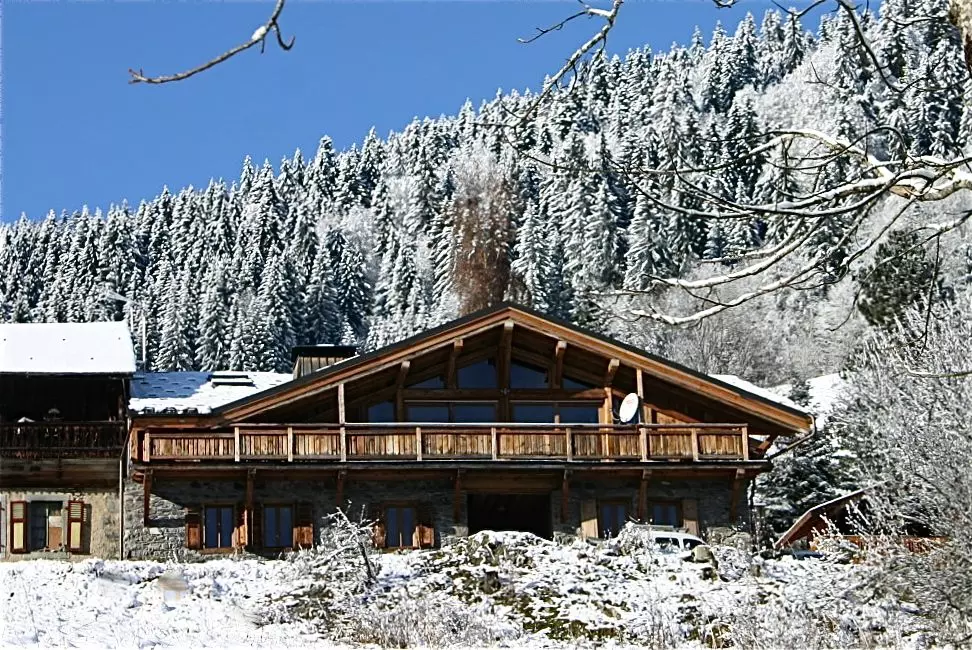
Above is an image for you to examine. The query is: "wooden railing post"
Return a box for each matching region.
[491,427,498,460]
[691,427,699,461]
[639,426,648,462]
[416,427,423,461]
[144,431,151,463]
[234,427,241,462]
[287,426,294,462]
[565,427,573,461]
[741,425,750,460]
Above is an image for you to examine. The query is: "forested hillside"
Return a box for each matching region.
[1,0,970,381]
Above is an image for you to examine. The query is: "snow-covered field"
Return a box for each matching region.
[0,529,928,649]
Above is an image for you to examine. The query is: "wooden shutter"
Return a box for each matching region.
[235,504,247,549]
[293,503,314,548]
[10,501,27,554]
[185,506,202,550]
[251,505,263,550]
[416,504,435,548]
[682,499,699,536]
[67,500,84,553]
[371,505,387,549]
[580,499,598,539]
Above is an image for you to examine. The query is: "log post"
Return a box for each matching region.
[336,470,346,512]
[143,431,150,463]
[338,383,347,462]
[638,469,650,522]
[561,470,571,523]
[741,424,750,460]
[415,426,423,461]
[639,426,648,462]
[234,427,240,462]
[729,469,746,521]
[453,470,464,523]
[287,426,294,462]
[143,470,152,527]
[491,427,498,460]
[245,469,255,548]
[691,427,699,461]
[565,426,573,461]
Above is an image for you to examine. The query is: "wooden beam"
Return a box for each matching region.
[245,468,255,548]
[729,468,746,521]
[498,321,514,420]
[561,470,572,522]
[143,469,152,527]
[757,433,779,454]
[446,340,464,389]
[338,383,347,462]
[234,427,240,463]
[336,469,346,512]
[604,358,620,387]
[552,340,567,390]
[638,469,651,521]
[395,361,411,421]
[454,470,464,523]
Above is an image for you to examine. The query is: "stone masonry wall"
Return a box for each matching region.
[124,475,749,560]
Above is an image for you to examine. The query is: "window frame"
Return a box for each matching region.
[261,503,295,550]
[648,500,683,528]
[597,499,631,539]
[27,500,64,552]
[383,503,419,550]
[202,503,237,551]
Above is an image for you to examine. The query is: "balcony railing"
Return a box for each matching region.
[0,421,127,459]
[136,422,752,464]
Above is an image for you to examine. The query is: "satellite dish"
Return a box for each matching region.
[618,393,641,424]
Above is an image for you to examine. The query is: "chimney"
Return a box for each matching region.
[291,344,357,379]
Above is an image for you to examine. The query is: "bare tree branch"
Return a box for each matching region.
[128,0,294,85]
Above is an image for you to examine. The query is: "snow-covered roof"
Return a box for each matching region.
[710,374,806,413]
[0,321,136,375]
[770,373,848,429]
[130,371,293,415]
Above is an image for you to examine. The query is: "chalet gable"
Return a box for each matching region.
[177,304,812,436]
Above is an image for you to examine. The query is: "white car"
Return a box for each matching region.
[648,530,706,551]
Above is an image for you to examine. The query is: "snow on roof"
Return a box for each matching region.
[0,321,136,375]
[130,371,293,415]
[709,373,807,413]
[770,373,848,429]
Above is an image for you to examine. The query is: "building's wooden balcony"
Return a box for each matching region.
[135,423,752,464]
[0,421,127,459]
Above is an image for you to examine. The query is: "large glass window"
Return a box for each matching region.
[367,401,395,422]
[563,375,596,390]
[452,403,496,423]
[263,505,294,548]
[558,404,601,423]
[406,404,450,422]
[599,501,629,539]
[511,403,556,423]
[457,359,497,389]
[510,361,549,389]
[385,506,417,548]
[204,506,235,549]
[29,501,62,551]
[651,502,682,528]
[408,375,445,389]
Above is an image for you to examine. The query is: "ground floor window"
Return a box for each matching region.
[598,500,629,539]
[29,501,62,551]
[263,505,294,548]
[385,505,417,548]
[650,501,682,528]
[204,505,234,549]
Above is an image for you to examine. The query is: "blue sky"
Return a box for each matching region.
[2,0,791,222]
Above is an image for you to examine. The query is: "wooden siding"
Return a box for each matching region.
[135,423,751,464]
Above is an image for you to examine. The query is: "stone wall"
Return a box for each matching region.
[0,488,120,561]
[124,474,749,560]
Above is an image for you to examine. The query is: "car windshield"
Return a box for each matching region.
[683,538,702,550]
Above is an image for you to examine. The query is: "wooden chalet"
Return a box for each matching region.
[127,304,812,557]
[0,322,135,559]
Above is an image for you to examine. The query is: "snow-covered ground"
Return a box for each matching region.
[0,528,927,649]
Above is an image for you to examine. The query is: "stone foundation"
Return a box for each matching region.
[123,473,750,560]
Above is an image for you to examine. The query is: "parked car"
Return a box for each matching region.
[648,530,706,551]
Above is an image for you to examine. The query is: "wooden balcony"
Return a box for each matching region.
[0,421,127,459]
[136,423,752,464]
